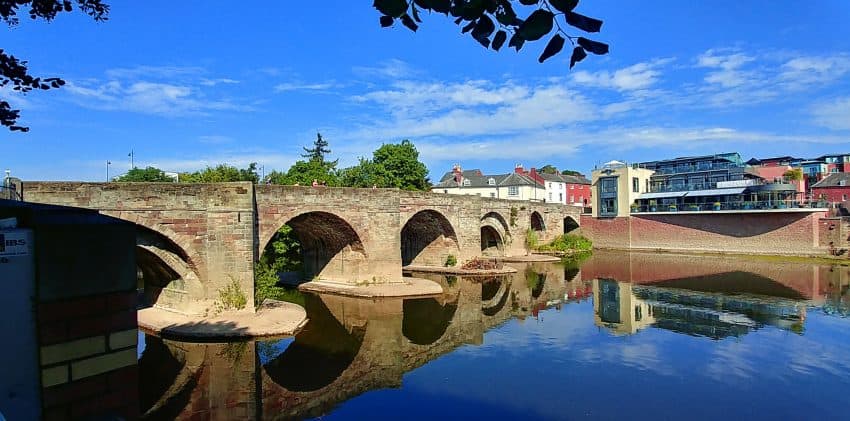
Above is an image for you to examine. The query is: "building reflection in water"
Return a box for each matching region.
[137,261,591,420]
[136,253,850,419]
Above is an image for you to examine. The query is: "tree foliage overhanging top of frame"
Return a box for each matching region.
[373,0,609,67]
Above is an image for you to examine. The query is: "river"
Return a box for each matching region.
[137,250,850,420]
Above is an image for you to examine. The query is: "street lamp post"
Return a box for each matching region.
[106,161,112,181]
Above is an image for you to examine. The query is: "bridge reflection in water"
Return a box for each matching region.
[138,253,850,420]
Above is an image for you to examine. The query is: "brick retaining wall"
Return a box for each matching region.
[581,211,827,256]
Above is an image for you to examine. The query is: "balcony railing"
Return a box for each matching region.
[647,162,741,175]
[630,200,829,213]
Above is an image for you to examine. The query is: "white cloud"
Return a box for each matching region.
[199,78,240,87]
[696,49,758,88]
[63,66,250,116]
[572,59,672,91]
[811,97,850,130]
[197,135,234,144]
[352,58,419,79]
[104,65,206,80]
[274,82,340,92]
[778,54,850,89]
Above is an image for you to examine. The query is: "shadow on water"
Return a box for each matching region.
[262,294,364,392]
[402,295,458,346]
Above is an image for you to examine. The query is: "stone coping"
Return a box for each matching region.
[298,277,443,298]
[138,300,307,341]
[402,264,518,276]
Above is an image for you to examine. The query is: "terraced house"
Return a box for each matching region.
[433,165,545,201]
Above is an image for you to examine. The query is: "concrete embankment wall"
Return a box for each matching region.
[581,211,828,256]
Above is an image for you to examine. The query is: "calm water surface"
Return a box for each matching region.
[138,251,850,420]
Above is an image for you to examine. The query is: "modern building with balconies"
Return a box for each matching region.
[632,153,801,212]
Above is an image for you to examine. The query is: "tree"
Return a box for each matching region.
[268,159,338,186]
[181,163,259,183]
[115,166,174,182]
[2,0,109,131]
[783,168,803,182]
[301,132,335,164]
[338,157,392,188]
[373,0,608,68]
[372,139,430,190]
[539,164,558,174]
[561,169,583,176]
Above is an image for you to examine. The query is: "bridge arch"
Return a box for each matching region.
[401,209,460,267]
[530,211,545,231]
[480,212,510,256]
[260,211,367,282]
[402,295,459,346]
[131,224,204,312]
[564,215,580,234]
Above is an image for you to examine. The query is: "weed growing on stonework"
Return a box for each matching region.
[215,278,247,313]
[445,254,458,267]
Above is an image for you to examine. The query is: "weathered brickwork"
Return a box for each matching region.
[819,217,850,254]
[37,290,139,420]
[22,182,581,311]
[581,211,827,256]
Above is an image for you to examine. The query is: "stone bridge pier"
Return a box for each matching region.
[22,182,582,315]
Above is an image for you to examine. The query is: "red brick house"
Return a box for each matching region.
[812,173,850,204]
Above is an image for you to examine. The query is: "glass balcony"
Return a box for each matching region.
[630,200,828,213]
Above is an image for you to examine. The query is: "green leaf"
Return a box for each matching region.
[380,15,394,27]
[401,14,419,31]
[519,0,538,5]
[577,37,609,55]
[462,20,476,33]
[565,11,603,32]
[373,0,408,18]
[517,9,554,41]
[569,46,587,68]
[538,34,565,63]
[549,0,579,13]
[411,5,422,22]
[492,30,507,51]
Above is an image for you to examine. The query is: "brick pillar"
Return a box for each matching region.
[38,292,139,420]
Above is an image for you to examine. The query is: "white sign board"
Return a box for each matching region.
[0,230,30,256]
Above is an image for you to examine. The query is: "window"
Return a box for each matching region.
[549,192,553,201]
[508,186,519,196]
[488,178,495,185]
[632,177,639,193]
[559,193,563,202]
[601,177,617,193]
[831,168,839,173]
[844,194,848,201]
[490,192,496,198]
[548,182,552,188]
[600,198,617,215]
[462,179,471,186]
[570,184,575,189]
[570,195,574,203]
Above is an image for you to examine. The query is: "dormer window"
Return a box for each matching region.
[463,179,471,186]
[488,178,495,186]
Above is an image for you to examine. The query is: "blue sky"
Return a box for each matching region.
[2,1,850,181]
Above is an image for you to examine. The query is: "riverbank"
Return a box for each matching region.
[298,277,443,298]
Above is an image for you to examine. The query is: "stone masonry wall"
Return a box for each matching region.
[23,182,256,312]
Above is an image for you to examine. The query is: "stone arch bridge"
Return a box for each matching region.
[22,182,581,314]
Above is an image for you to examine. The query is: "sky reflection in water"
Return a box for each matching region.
[138,251,850,420]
